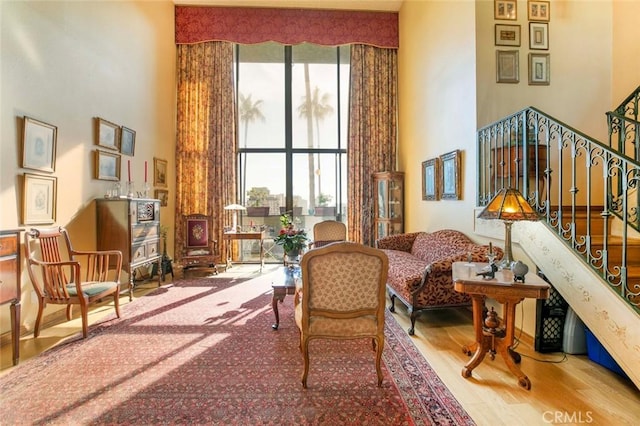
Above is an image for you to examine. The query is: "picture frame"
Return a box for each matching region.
[95,117,120,151]
[529,53,550,86]
[529,22,549,50]
[495,24,520,47]
[22,116,57,173]
[440,150,461,200]
[95,150,121,181]
[422,158,440,201]
[496,50,519,84]
[22,173,57,225]
[154,157,168,187]
[155,189,169,207]
[120,126,136,156]
[494,0,517,20]
[528,0,550,22]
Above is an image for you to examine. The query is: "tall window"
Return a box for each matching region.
[235,43,349,260]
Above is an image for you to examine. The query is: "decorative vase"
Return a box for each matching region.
[510,261,529,283]
[285,248,302,265]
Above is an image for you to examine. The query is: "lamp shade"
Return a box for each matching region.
[477,188,539,222]
[224,204,246,211]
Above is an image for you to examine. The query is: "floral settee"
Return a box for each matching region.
[376,229,503,335]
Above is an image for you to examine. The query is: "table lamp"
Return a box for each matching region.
[224,204,246,233]
[477,188,539,269]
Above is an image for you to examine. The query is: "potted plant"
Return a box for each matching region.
[273,213,308,257]
[246,187,271,216]
[314,193,336,217]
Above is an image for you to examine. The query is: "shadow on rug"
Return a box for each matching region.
[0,272,474,425]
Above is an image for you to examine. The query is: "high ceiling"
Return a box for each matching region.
[173,0,403,12]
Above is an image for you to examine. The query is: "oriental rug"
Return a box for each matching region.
[0,270,474,425]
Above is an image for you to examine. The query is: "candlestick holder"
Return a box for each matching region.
[127,181,135,198]
[142,182,150,198]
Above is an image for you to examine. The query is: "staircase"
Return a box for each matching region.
[476,87,640,388]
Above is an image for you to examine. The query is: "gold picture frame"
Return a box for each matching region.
[494,0,517,20]
[440,150,461,200]
[95,150,121,181]
[154,157,168,187]
[528,0,550,22]
[155,189,169,207]
[422,158,440,201]
[22,116,57,173]
[95,117,120,151]
[23,173,57,225]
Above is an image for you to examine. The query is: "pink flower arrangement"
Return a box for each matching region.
[273,214,308,254]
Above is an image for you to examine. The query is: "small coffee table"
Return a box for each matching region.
[271,265,301,330]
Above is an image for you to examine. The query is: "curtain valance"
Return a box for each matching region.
[175,6,398,49]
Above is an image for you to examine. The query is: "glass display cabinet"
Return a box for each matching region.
[373,171,404,241]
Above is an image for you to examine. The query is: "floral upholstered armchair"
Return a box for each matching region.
[295,242,388,388]
[309,220,347,249]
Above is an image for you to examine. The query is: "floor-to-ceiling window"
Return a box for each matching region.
[235,42,349,262]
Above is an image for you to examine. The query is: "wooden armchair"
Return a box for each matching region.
[24,227,122,338]
[182,214,219,275]
[295,242,389,388]
[309,220,347,249]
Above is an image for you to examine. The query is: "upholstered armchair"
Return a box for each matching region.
[24,227,122,338]
[182,214,220,275]
[309,220,347,249]
[295,242,388,388]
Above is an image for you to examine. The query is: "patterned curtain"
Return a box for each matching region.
[175,41,237,264]
[347,44,398,246]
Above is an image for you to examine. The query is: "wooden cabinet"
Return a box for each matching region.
[96,198,161,300]
[373,171,404,241]
[1,229,23,365]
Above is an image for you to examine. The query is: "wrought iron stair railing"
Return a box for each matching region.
[477,107,640,313]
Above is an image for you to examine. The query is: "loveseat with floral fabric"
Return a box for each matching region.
[376,229,503,335]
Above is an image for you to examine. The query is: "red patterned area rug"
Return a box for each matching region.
[0,272,474,425]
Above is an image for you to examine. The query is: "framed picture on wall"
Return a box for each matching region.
[120,126,136,156]
[22,173,57,225]
[95,117,120,151]
[22,116,57,173]
[496,50,519,83]
[440,150,461,200]
[494,0,517,20]
[494,24,521,47]
[528,1,550,22]
[529,22,549,50]
[529,53,550,85]
[95,150,121,181]
[422,157,440,201]
[155,189,169,207]
[154,157,168,187]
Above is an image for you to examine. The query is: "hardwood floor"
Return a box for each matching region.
[2,264,638,425]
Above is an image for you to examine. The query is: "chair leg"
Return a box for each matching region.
[113,291,121,318]
[80,305,89,338]
[66,304,73,321]
[301,336,310,389]
[375,337,384,387]
[34,299,45,338]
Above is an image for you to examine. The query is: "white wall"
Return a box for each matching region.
[398,0,478,234]
[0,0,176,337]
